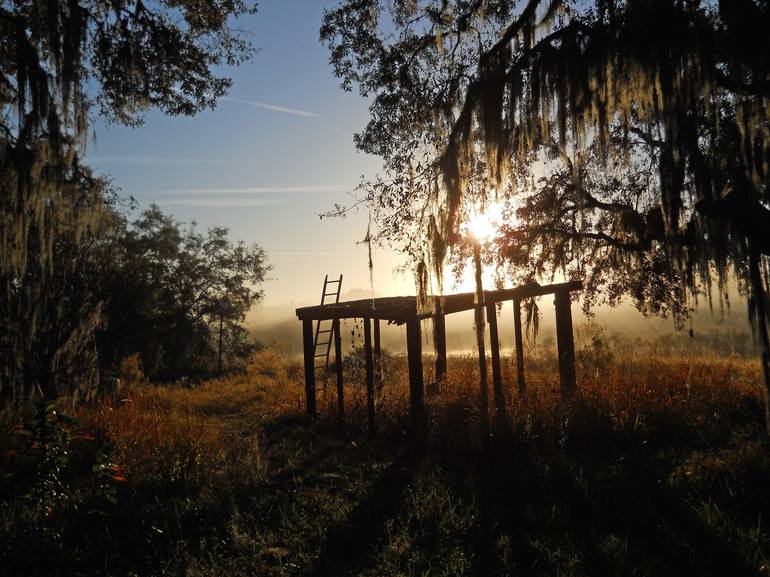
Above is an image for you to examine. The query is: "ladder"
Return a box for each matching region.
[313,274,343,372]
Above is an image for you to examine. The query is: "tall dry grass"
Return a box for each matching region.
[76,349,307,492]
[314,348,762,447]
[3,341,768,577]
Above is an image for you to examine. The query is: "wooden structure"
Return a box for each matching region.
[296,280,582,437]
[311,274,343,372]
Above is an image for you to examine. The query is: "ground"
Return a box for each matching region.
[1,347,769,576]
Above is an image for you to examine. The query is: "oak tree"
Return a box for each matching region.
[322,0,770,421]
[1,0,256,400]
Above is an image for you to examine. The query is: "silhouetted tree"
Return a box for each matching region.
[1,1,256,401]
[322,0,770,426]
[99,205,269,381]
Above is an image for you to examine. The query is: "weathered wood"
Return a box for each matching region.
[295,281,583,322]
[554,289,577,395]
[333,319,344,418]
[373,318,383,389]
[364,317,376,435]
[473,252,490,442]
[302,319,317,416]
[406,318,426,440]
[486,302,507,429]
[433,314,447,383]
[513,298,526,398]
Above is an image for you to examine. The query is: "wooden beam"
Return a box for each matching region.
[554,289,577,396]
[364,317,376,435]
[333,319,344,419]
[294,281,583,322]
[486,302,507,429]
[406,318,426,441]
[513,299,526,398]
[302,319,317,417]
[433,314,447,384]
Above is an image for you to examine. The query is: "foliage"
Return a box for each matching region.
[320,0,770,420]
[2,345,769,576]
[0,172,118,401]
[0,0,256,403]
[0,398,125,563]
[99,204,270,381]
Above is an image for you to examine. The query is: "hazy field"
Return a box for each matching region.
[2,343,769,576]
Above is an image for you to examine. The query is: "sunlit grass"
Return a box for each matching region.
[1,343,768,576]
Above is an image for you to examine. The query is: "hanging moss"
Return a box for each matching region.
[1,1,255,403]
[322,0,770,424]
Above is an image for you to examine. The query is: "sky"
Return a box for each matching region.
[86,0,411,309]
[84,0,750,345]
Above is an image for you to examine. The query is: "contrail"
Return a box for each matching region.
[221,96,316,117]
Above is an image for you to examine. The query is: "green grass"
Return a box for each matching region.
[1,348,770,576]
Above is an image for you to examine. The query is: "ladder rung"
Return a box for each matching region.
[315,341,330,348]
[314,353,329,358]
[326,279,341,284]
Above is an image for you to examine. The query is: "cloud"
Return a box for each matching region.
[153,198,290,208]
[221,96,316,117]
[136,184,352,195]
[270,251,340,258]
[85,156,238,165]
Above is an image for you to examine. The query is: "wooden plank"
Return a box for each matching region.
[554,289,577,396]
[364,317,376,435]
[333,319,344,419]
[433,314,447,383]
[406,318,426,442]
[486,302,507,429]
[513,299,526,398]
[302,319,317,417]
[295,281,583,322]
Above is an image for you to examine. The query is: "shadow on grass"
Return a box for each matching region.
[307,448,423,577]
[448,431,766,577]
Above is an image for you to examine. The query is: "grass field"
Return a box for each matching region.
[2,345,770,576]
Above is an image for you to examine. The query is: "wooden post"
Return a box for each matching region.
[364,317,376,435]
[554,289,577,395]
[406,318,426,441]
[513,298,526,398]
[302,319,317,416]
[433,314,447,384]
[473,244,490,442]
[374,319,383,389]
[486,302,508,429]
[217,312,224,374]
[333,319,344,419]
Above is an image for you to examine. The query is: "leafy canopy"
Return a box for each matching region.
[322,0,769,318]
[322,0,770,425]
[1,0,256,399]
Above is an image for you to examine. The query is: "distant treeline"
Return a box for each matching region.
[2,195,268,404]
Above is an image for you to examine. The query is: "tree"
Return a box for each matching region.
[321,1,770,422]
[99,205,269,381]
[1,1,256,400]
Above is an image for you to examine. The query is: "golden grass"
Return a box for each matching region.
[314,350,762,446]
[72,343,765,488]
[76,349,309,490]
[4,345,768,577]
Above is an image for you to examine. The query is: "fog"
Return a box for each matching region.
[248,287,756,359]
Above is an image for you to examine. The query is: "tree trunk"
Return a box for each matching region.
[749,245,770,434]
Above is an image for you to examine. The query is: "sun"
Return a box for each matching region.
[462,201,506,243]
